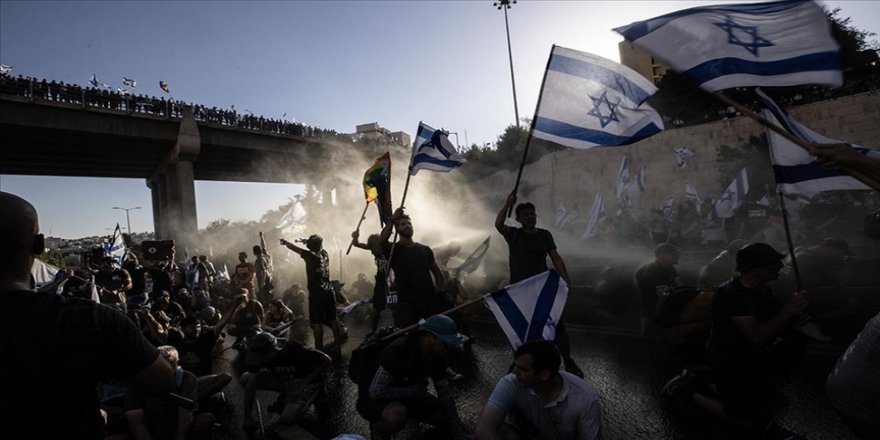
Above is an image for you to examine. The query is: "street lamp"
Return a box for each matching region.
[494,0,520,127]
[112,206,141,234]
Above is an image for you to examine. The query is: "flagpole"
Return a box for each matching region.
[712,91,880,191]
[346,203,370,255]
[385,137,418,273]
[777,191,803,291]
[378,292,492,343]
[508,45,556,218]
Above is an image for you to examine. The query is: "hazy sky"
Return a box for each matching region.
[2,0,877,238]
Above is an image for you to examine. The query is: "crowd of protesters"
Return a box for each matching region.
[0,72,355,141]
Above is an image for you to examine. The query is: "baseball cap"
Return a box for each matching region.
[418,315,466,346]
[736,243,787,272]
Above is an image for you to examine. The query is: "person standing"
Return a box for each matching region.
[232,251,256,296]
[281,234,347,351]
[351,230,390,331]
[253,232,273,304]
[0,191,175,439]
[496,192,582,377]
[379,208,447,328]
[635,243,682,338]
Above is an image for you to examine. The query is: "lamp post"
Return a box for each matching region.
[494,0,520,127]
[112,206,141,234]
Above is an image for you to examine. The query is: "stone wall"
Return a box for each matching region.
[474,91,880,229]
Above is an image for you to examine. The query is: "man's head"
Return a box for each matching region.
[417,314,466,358]
[179,316,202,339]
[253,245,263,256]
[736,242,786,282]
[514,202,537,228]
[394,215,414,239]
[654,243,680,266]
[238,252,248,262]
[366,234,381,249]
[199,255,208,262]
[245,332,284,366]
[156,290,171,304]
[0,193,44,285]
[512,340,562,387]
[157,345,180,368]
[100,256,115,271]
[306,234,323,252]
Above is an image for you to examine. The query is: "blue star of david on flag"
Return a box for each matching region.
[587,90,620,128]
[719,189,735,203]
[713,15,775,56]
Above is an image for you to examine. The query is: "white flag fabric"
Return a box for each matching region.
[410,122,465,175]
[456,237,491,278]
[533,45,663,149]
[103,224,126,266]
[90,276,100,303]
[122,77,137,88]
[675,147,695,169]
[484,270,568,349]
[581,192,607,240]
[662,197,677,219]
[215,264,231,283]
[278,197,308,230]
[614,0,842,92]
[556,203,568,228]
[685,183,703,214]
[713,168,749,218]
[756,88,879,194]
[616,156,630,201]
[0,64,12,75]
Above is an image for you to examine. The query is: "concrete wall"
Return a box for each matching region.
[473,91,880,226]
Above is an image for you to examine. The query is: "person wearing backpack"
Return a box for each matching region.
[365,315,469,439]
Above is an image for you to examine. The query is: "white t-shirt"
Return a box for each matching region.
[487,371,603,440]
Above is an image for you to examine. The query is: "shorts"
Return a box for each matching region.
[308,290,337,325]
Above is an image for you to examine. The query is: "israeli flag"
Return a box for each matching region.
[616,156,630,201]
[122,77,137,88]
[685,182,703,214]
[757,88,879,194]
[278,196,308,230]
[485,270,568,349]
[581,192,607,240]
[713,168,749,218]
[103,223,126,266]
[675,147,695,170]
[215,264,231,283]
[615,0,842,92]
[410,122,465,175]
[533,45,663,150]
[635,164,648,192]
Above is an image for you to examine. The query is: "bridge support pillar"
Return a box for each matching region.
[147,108,200,250]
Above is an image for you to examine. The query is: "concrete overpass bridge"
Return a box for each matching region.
[0,93,344,243]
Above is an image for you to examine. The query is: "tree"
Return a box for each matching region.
[715,134,775,201]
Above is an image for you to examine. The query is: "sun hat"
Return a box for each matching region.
[418,315,466,346]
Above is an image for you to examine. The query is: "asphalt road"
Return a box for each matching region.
[206,311,861,440]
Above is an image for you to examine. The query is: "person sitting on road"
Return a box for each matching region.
[240,332,332,432]
[262,298,294,334]
[475,339,603,440]
[226,290,264,340]
[366,314,469,440]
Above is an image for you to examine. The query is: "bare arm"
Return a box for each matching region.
[732,291,807,347]
[380,207,405,243]
[214,301,246,333]
[351,230,371,250]
[128,355,176,397]
[259,231,268,255]
[280,238,307,256]
[548,249,571,287]
[475,402,507,440]
[495,192,517,234]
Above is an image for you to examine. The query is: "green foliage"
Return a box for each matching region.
[460,124,563,180]
[39,250,65,268]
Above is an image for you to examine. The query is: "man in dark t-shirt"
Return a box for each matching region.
[95,256,132,311]
[379,208,447,328]
[350,231,390,331]
[495,192,582,377]
[241,333,331,431]
[635,243,682,337]
[0,191,175,439]
[281,235,347,351]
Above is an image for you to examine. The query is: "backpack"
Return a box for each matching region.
[347,325,399,417]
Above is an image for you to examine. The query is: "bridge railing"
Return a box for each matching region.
[0,73,359,142]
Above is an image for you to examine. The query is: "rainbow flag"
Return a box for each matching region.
[363,152,392,226]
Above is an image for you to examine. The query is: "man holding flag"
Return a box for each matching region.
[496,193,583,378]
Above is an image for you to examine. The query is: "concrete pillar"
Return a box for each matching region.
[146,108,200,249]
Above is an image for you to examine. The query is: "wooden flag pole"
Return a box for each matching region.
[508,45,557,218]
[346,202,370,255]
[777,191,803,291]
[712,91,880,191]
[377,292,493,344]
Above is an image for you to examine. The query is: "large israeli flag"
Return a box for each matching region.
[713,168,749,218]
[757,89,879,195]
[410,122,466,175]
[614,0,842,92]
[533,46,663,149]
[485,270,568,349]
